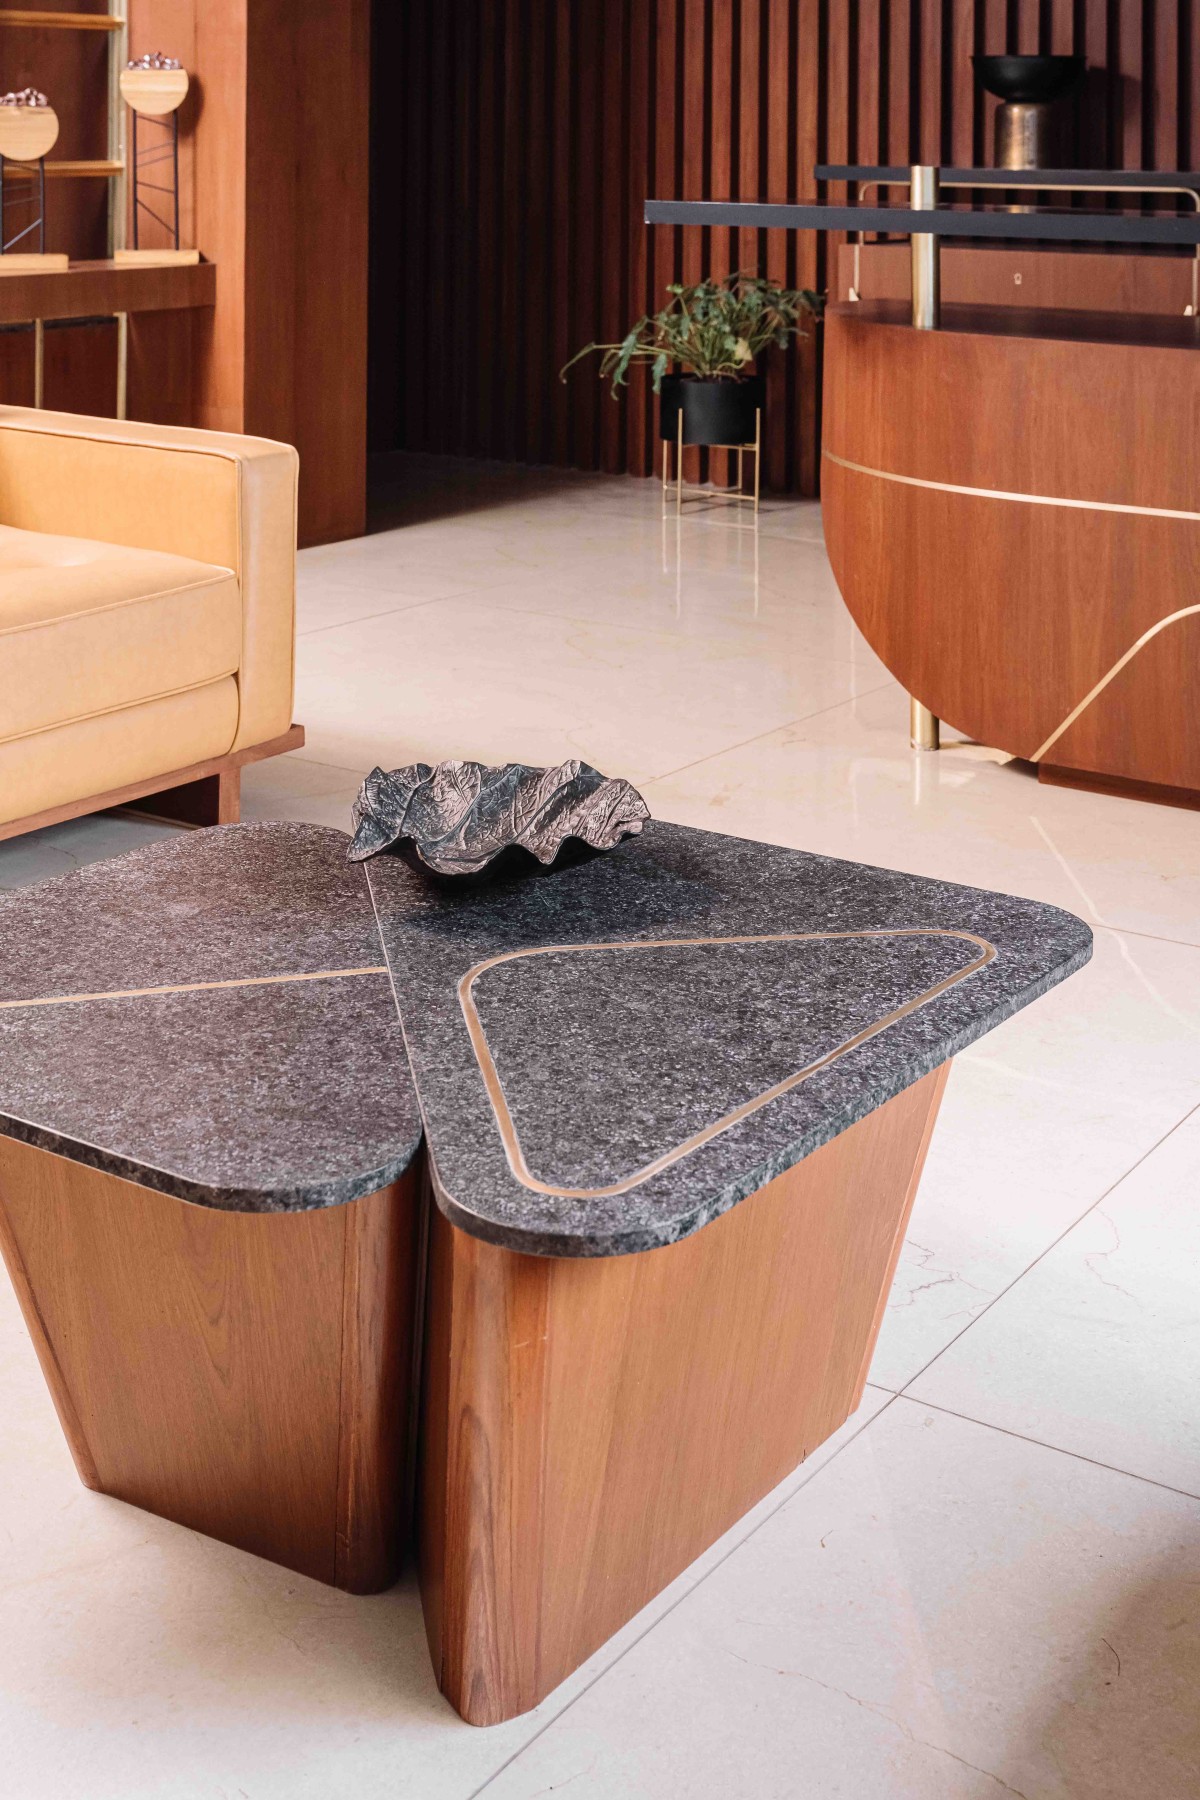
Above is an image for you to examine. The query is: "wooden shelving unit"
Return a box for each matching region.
[0,2,131,406]
[0,2,126,249]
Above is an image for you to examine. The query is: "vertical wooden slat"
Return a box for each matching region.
[918,0,943,161]
[949,0,975,167]
[652,0,681,483]
[795,0,823,496]
[550,0,573,468]
[624,0,653,479]
[681,0,707,293]
[600,0,629,474]
[762,0,792,491]
[1153,0,1179,173]
[887,0,912,163]
[1121,0,1145,170]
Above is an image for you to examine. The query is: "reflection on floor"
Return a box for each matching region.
[2,455,1197,1799]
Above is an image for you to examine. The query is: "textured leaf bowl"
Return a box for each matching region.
[348,758,650,877]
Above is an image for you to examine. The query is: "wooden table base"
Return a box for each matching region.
[0,1137,421,1593]
[418,1063,950,1725]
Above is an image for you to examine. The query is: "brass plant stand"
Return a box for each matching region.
[662,407,762,519]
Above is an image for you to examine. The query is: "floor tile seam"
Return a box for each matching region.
[464,1393,902,1799]
[1092,921,1200,954]
[297,587,488,639]
[250,752,368,783]
[892,1394,1200,1503]
[338,584,885,669]
[894,1096,1200,1393]
[639,681,899,790]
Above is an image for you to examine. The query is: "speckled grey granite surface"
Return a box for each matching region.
[0,824,422,1211]
[0,817,1091,1241]
[366,820,1092,1257]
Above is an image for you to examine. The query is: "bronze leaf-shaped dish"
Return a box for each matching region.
[348,757,650,876]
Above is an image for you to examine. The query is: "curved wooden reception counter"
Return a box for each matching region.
[822,300,1200,807]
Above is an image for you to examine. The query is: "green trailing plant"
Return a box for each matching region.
[561,272,824,398]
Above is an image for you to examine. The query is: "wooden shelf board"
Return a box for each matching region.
[0,10,124,29]
[2,160,124,179]
[0,256,213,323]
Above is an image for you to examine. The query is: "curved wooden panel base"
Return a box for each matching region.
[418,1064,949,1726]
[822,303,1200,807]
[0,1136,420,1593]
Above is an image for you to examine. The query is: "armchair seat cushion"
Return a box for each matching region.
[0,524,240,746]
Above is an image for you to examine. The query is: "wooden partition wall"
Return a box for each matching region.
[370,0,1200,498]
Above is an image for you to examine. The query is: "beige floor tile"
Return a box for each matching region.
[291,592,888,785]
[644,683,1200,948]
[908,1107,1200,1495]
[0,1265,887,1800]
[481,1401,1200,1800]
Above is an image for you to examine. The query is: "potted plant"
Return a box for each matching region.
[561,271,823,447]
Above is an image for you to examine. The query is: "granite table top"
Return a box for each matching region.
[366,820,1092,1256]
[0,823,422,1211]
[0,817,1091,1248]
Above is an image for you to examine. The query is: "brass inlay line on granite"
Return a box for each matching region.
[458,928,996,1201]
[823,448,1200,767]
[0,966,389,1011]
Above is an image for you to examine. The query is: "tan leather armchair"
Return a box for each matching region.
[0,405,301,838]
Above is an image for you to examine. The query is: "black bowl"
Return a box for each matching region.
[972,54,1085,105]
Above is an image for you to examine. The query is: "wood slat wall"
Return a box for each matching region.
[369,0,822,494]
[371,0,1200,497]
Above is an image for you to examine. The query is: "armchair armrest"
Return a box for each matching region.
[0,405,298,752]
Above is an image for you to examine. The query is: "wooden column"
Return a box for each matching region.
[0,1136,419,1592]
[418,1063,949,1726]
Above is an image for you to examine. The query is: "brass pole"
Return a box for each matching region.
[910,163,940,332]
[115,310,128,419]
[32,317,43,408]
[908,163,941,750]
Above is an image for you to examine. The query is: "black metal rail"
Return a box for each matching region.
[643,198,1200,245]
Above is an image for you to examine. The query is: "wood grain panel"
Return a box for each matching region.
[419,1064,950,1726]
[821,301,1200,802]
[836,243,1198,313]
[0,1135,420,1592]
[372,2,1200,497]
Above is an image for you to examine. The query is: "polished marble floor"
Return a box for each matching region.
[1,456,1197,1799]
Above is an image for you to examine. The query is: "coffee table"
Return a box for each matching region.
[0,819,1091,1722]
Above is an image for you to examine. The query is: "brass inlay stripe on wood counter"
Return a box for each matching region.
[0,967,389,1011]
[459,928,996,1201]
[822,448,1200,523]
[823,448,1200,765]
[1029,605,1200,761]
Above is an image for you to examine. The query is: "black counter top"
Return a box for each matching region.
[367,821,1092,1257]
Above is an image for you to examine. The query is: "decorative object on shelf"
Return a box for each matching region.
[0,89,67,272]
[562,273,823,515]
[348,758,650,876]
[117,52,196,266]
[973,54,1085,172]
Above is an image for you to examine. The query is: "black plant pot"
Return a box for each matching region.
[658,375,765,447]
